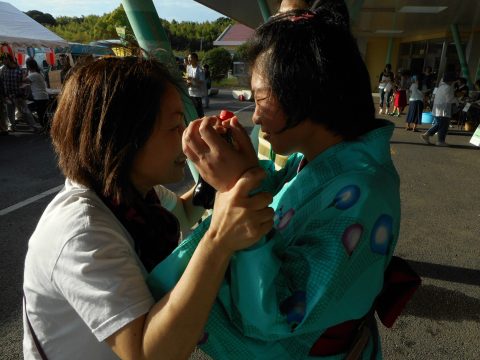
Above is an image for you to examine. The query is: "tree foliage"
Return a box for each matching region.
[202,47,233,80]
[25,10,56,26]
[25,6,233,52]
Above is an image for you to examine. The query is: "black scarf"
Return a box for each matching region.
[101,189,180,272]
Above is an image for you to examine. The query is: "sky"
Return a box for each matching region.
[13,0,225,22]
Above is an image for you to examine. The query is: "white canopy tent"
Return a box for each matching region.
[0,1,67,48]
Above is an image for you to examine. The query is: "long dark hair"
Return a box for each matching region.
[51,56,183,205]
[248,2,378,140]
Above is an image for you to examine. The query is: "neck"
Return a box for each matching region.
[297,120,344,161]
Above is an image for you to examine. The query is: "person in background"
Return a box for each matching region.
[23,57,273,360]
[203,63,211,109]
[26,58,50,129]
[59,54,72,84]
[378,63,394,114]
[186,52,207,117]
[0,53,42,132]
[389,69,408,116]
[421,72,457,146]
[454,77,469,99]
[0,54,10,135]
[405,74,424,131]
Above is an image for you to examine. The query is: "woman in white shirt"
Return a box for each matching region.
[26,58,49,128]
[405,75,424,131]
[23,57,272,360]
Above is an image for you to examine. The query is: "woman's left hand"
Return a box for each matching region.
[182,116,258,192]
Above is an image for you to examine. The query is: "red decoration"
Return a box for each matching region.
[15,52,26,66]
[1,43,14,58]
[45,50,56,66]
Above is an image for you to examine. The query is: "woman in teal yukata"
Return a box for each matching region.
[149,2,401,359]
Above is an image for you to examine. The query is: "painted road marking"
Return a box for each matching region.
[0,185,63,216]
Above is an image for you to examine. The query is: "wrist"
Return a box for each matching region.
[203,228,235,260]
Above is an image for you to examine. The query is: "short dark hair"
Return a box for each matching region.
[51,57,183,205]
[26,58,40,72]
[189,52,199,61]
[247,5,377,140]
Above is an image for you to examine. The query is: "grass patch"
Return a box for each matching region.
[213,75,250,89]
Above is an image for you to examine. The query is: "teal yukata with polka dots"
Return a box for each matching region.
[148,121,400,359]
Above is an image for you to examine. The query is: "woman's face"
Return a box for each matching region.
[130,84,187,195]
[251,67,311,156]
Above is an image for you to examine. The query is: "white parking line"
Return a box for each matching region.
[0,106,255,217]
[0,185,63,216]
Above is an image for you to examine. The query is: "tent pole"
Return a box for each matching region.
[122,0,199,180]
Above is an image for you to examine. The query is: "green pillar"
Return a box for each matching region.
[122,0,199,180]
[348,0,365,24]
[257,0,271,22]
[249,0,271,155]
[451,23,472,87]
[385,37,393,65]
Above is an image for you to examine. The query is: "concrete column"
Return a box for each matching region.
[122,0,199,179]
[451,23,472,87]
[437,40,448,86]
[257,0,271,22]
[385,37,393,65]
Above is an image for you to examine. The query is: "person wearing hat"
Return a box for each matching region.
[421,72,457,146]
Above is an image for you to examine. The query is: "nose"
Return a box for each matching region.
[252,106,261,126]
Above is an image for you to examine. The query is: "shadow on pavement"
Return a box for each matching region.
[407,259,480,286]
[402,284,480,322]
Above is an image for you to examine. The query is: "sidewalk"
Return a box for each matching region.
[375,109,480,359]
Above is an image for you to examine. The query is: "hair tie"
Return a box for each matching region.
[288,10,316,22]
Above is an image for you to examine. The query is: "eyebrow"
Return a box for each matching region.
[252,87,270,97]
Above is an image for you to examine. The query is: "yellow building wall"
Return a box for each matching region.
[364,37,400,93]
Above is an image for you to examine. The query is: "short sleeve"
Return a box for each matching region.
[154,184,178,211]
[52,228,155,341]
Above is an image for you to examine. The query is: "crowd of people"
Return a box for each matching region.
[377,63,480,146]
[0,52,73,135]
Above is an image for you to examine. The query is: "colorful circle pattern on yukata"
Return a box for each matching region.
[342,223,364,255]
[370,214,393,255]
[280,290,307,331]
[330,185,361,210]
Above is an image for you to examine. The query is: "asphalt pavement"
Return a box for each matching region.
[0,90,479,359]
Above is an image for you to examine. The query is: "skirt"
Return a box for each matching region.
[406,100,424,124]
[394,90,407,108]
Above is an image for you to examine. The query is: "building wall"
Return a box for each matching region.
[364,37,400,92]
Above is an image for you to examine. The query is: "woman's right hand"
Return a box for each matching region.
[206,166,274,253]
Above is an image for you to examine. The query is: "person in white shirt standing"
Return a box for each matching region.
[186,52,207,117]
[26,58,50,129]
[421,72,457,146]
[405,74,424,132]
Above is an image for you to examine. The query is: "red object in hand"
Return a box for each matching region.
[219,110,235,121]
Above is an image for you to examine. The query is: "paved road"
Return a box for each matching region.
[0,90,479,359]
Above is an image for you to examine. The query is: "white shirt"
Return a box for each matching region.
[23,180,177,359]
[432,82,456,117]
[409,83,424,102]
[187,65,207,97]
[27,72,49,100]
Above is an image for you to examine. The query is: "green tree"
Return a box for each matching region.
[232,42,249,62]
[202,47,232,80]
[25,10,56,26]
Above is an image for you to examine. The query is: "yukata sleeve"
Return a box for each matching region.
[198,172,400,358]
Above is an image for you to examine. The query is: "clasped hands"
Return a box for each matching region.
[182,116,260,193]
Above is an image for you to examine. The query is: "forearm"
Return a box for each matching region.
[142,234,232,359]
[171,185,206,230]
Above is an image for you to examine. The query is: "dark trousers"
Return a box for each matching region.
[34,99,49,128]
[190,96,204,118]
